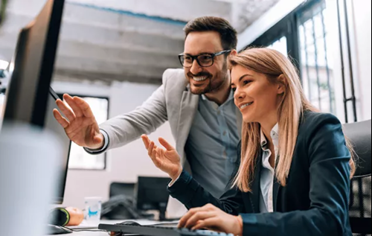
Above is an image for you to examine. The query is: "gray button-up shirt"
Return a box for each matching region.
[185,90,241,198]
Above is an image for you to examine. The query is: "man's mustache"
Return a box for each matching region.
[187,72,212,78]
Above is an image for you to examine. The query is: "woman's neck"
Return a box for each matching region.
[260,112,278,147]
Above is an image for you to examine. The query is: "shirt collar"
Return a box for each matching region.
[201,89,234,102]
[260,123,279,149]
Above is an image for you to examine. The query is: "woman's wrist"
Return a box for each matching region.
[170,167,183,181]
[235,215,243,236]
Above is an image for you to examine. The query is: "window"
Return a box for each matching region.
[61,95,109,170]
[267,36,288,57]
[248,0,338,115]
[298,1,335,114]
[0,92,5,122]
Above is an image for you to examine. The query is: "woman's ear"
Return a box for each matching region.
[277,74,287,95]
[230,49,238,56]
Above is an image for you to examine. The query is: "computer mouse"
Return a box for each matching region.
[120,221,142,226]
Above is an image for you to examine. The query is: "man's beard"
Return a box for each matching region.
[187,66,228,95]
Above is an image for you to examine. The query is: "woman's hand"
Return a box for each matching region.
[65,207,84,226]
[178,204,243,236]
[141,135,183,181]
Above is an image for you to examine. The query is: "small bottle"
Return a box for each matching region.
[84,197,102,225]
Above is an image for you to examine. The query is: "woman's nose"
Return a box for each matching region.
[234,88,245,100]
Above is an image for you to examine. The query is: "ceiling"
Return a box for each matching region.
[0,0,279,85]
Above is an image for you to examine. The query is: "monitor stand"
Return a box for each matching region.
[159,205,167,222]
[46,224,73,234]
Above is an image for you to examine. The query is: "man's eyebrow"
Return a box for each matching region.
[184,52,216,56]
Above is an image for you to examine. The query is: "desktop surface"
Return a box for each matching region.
[45,220,233,236]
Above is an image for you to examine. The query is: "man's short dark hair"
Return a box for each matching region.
[184,16,238,50]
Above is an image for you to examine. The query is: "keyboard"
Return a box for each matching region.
[98,223,234,236]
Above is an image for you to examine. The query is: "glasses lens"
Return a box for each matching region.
[197,54,213,67]
[180,55,194,67]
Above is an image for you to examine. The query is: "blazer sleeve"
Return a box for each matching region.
[168,170,245,216]
[240,113,352,236]
[96,71,170,151]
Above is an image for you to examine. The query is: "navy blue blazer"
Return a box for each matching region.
[169,111,352,236]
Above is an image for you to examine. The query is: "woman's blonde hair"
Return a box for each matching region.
[230,48,355,192]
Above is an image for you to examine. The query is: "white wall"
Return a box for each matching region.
[350,0,371,121]
[237,0,305,50]
[52,79,173,209]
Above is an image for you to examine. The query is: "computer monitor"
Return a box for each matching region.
[0,0,66,204]
[2,0,64,128]
[47,87,71,204]
[136,177,171,221]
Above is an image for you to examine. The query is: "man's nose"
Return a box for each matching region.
[190,59,202,75]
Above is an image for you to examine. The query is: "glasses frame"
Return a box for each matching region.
[178,50,231,68]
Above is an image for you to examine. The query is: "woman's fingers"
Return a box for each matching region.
[148,141,155,158]
[159,137,175,151]
[178,207,202,228]
[141,135,150,149]
[53,109,69,128]
[191,217,220,231]
[184,211,215,229]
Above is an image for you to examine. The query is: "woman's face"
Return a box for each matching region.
[231,65,283,124]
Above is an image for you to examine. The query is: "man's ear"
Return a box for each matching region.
[277,74,287,95]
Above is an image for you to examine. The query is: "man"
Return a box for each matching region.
[54,16,242,199]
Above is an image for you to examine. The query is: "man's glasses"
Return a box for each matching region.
[178,50,231,68]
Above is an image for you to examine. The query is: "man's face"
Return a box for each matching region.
[183,31,229,95]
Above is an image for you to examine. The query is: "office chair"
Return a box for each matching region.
[109,182,136,198]
[343,120,371,235]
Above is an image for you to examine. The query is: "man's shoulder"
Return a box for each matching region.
[162,68,188,86]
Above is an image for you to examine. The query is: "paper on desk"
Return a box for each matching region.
[67,219,180,230]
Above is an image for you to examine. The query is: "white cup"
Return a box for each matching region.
[84,197,102,225]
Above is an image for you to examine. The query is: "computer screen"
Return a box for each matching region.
[0,0,67,204]
[136,177,171,221]
[2,0,64,128]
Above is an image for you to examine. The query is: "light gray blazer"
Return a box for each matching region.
[100,68,242,172]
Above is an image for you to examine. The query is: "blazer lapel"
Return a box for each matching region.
[176,89,198,164]
[273,157,281,212]
[250,149,263,213]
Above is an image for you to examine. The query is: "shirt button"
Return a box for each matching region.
[223,131,227,136]
[223,151,227,158]
[217,110,221,115]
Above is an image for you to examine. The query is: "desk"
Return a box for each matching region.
[46,219,178,236]
[68,232,107,236]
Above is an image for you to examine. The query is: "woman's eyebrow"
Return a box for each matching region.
[231,74,254,86]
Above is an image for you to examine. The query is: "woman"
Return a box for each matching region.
[141,48,355,236]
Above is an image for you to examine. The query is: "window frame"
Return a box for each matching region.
[243,0,357,122]
[58,92,110,171]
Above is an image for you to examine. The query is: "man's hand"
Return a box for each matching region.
[178,204,243,236]
[141,135,182,181]
[53,94,104,149]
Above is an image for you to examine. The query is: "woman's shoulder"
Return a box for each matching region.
[299,110,343,139]
[301,110,341,128]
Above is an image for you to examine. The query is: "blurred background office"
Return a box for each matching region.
[0,0,370,230]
